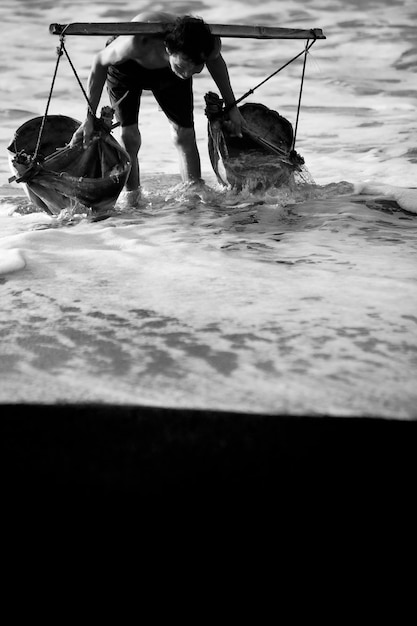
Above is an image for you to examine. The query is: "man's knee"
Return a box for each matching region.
[171,125,196,149]
[121,125,141,154]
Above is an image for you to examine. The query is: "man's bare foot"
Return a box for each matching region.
[118,188,142,208]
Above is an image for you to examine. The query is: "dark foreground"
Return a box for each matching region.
[1,404,415,504]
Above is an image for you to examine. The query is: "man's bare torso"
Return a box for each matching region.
[102,11,220,70]
[106,11,177,70]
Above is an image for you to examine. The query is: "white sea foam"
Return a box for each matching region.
[354,182,417,213]
[0,248,26,275]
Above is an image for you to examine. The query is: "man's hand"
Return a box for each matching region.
[227,106,244,138]
[69,116,95,148]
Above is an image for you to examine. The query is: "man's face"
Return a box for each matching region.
[167,51,204,79]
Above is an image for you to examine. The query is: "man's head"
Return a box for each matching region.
[164,16,216,78]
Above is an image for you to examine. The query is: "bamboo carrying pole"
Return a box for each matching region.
[49,22,325,40]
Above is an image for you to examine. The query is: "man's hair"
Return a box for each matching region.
[164,16,216,65]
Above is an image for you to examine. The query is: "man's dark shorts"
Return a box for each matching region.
[107,60,194,129]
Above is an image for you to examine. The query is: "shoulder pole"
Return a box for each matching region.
[49,22,326,40]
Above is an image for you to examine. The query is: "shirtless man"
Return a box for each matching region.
[72,11,243,197]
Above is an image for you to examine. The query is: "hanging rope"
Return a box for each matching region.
[224,35,317,114]
[292,38,311,151]
[32,33,66,160]
[223,33,317,154]
[32,28,97,163]
[60,39,95,116]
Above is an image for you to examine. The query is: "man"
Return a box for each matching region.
[72,11,243,201]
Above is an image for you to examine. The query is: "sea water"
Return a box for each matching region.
[0,0,416,418]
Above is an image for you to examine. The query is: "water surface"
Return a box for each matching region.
[1,0,416,417]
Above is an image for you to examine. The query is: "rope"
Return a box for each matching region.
[32,31,95,164]
[224,36,317,114]
[61,39,95,116]
[31,31,126,165]
[59,39,128,128]
[292,38,312,151]
[32,34,66,160]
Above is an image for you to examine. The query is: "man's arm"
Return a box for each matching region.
[206,52,243,136]
[85,54,109,117]
[71,36,138,146]
[87,36,139,114]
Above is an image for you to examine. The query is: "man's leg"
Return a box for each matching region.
[106,63,142,192]
[120,124,141,191]
[170,123,202,183]
[152,72,201,183]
